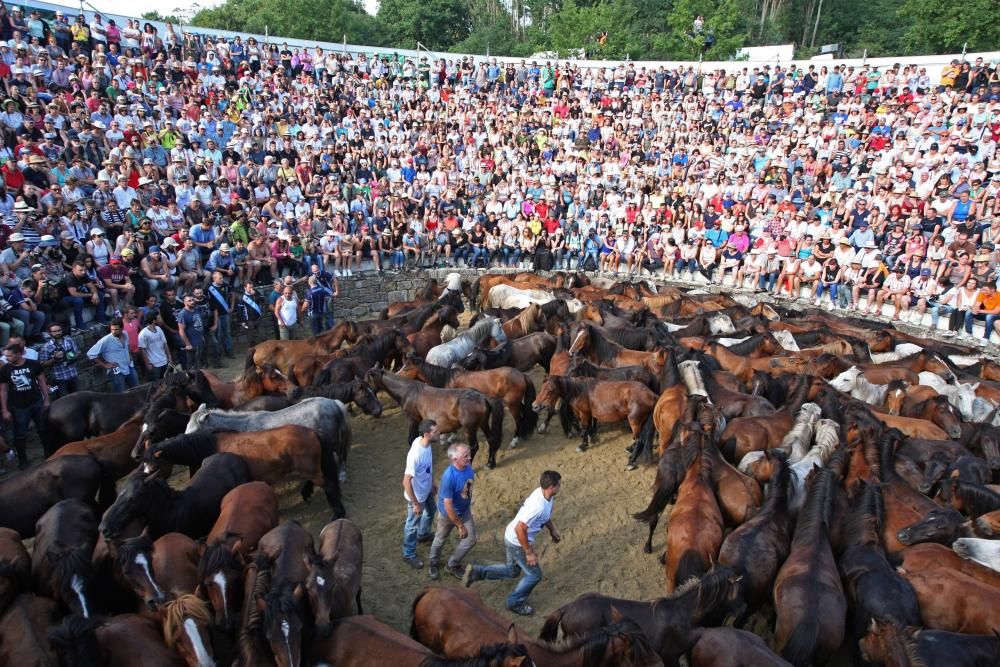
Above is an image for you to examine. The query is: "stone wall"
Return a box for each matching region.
[333,268,484,319]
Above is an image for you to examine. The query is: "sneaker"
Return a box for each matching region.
[445,562,465,580]
[334,270,342,277]
[462,564,477,587]
[507,603,534,616]
[402,556,423,570]
[428,562,440,580]
[942,330,957,337]
[346,269,353,276]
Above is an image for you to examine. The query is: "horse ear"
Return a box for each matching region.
[607,606,625,624]
[230,539,243,556]
[506,623,518,644]
[293,583,305,602]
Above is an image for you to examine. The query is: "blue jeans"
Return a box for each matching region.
[965,311,999,338]
[930,303,955,328]
[503,247,521,266]
[10,308,45,338]
[472,542,542,609]
[109,366,140,392]
[578,249,599,271]
[815,283,838,300]
[402,493,436,559]
[758,271,779,291]
[213,313,233,358]
[63,293,107,328]
[676,258,698,274]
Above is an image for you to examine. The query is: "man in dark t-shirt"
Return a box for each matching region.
[0,342,49,469]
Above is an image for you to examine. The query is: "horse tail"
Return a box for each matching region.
[517,378,539,439]
[632,480,672,524]
[486,397,504,454]
[558,398,575,438]
[470,277,481,311]
[632,413,657,467]
[538,607,565,642]
[378,306,389,320]
[39,403,58,457]
[675,550,707,589]
[409,588,429,639]
[781,615,820,667]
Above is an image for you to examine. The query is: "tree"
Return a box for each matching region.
[376,0,472,51]
[190,0,379,44]
[898,0,1000,54]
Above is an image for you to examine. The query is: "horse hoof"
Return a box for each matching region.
[509,438,519,449]
[642,544,652,554]
[486,461,496,470]
[576,445,588,453]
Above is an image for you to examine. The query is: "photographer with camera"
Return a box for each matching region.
[39,322,80,399]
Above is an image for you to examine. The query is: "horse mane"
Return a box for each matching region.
[762,456,792,514]
[511,303,541,331]
[720,334,767,356]
[405,302,443,330]
[887,624,929,667]
[261,586,301,628]
[162,594,213,650]
[551,376,594,404]
[842,481,883,549]
[298,381,357,402]
[419,643,532,667]
[414,357,457,388]
[48,614,103,667]
[461,318,501,345]
[49,548,93,591]
[680,566,738,618]
[577,322,625,360]
[791,467,835,548]
[198,543,244,582]
[948,479,1000,516]
[150,430,219,462]
[114,533,154,572]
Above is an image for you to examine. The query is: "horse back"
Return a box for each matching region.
[153,533,200,597]
[0,456,103,538]
[259,521,315,589]
[0,594,59,667]
[208,482,279,554]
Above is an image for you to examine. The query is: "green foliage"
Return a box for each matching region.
[187,0,990,60]
[142,10,183,24]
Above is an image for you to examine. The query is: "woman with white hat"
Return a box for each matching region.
[85,227,113,267]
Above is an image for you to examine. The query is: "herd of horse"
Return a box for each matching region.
[1,269,1000,666]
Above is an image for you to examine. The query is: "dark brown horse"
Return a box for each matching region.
[200,482,279,631]
[311,330,416,384]
[0,593,59,666]
[99,452,251,541]
[367,368,504,469]
[407,305,462,358]
[39,381,165,454]
[773,467,846,667]
[460,332,558,374]
[143,424,345,519]
[539,566,744,667]
[48,612,186,667]
[411,586,663,667]
[249,320,360,376]
[199,365,299,409]
[0,454,109,538]
[31,499,98,618]
[718,454,792,622]
[860,618,1000,667]
[234,557,276,667]
[114,531,200,611]
[532,376,657,456]
[688,627,792,667]
[312,614,532,667]
[305,518,363,637]
[257,521,316,667]
[900,566,1000,635]
[0,528,29,614]
[397,356,537,448]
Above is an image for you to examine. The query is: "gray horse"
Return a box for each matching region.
[185,397,353,481]
[425,317,507,368]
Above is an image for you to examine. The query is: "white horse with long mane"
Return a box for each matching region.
[486,283,584,313]
[425,317,507,368]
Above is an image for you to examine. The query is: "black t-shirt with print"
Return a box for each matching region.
[0,359,44,408]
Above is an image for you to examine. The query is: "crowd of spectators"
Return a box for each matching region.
[0,1,996,382]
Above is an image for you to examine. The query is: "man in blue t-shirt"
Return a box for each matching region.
[427,442,477,581]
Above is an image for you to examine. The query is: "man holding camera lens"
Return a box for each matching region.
[39,322,80,398]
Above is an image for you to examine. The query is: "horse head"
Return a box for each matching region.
[114,530,165,611]
[896,506,968,547]
[162,595,215,667]
[197,539,245,632]
[352,379,384,417]
[303,550,339,637]
[257,585,306,667]
[100,470,162,541]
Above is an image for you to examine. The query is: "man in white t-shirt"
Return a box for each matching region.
[401,419,439,569]
[137,314,173,380]
[462,470,562,616]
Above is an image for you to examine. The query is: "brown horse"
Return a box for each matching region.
[234,557,276,667]
[773,466,846,667]
[532,376,657,455]
[689,627,792,667]
[410,586,663,667]
[114,531,200,611]
[407,305,462,358]
[257,521,316,667]
[161,594,216,667]
[309,330,416,384]
[367,368,504,468]
[664,439,724,593]
[305,518,363,636]
[718,454,793,623]
[48,413,146,482]
[48,612,186,667]
[312,614,532,667]
[200,482,279,630]
[200,365,297,409]
[977,508,1000,536]
[704,343,811,386]
[900,566,1000,635]
[0,593,59,666]
[898,542,1000,589]
[460,332,558,374]
[144,424,346,519]
[397,356,538,448]
[937,478,1000,520]
[860,618,1000,667]
[538,566,744,667]
[704,441,762,527]
[719,375,824,463]
[0,528,29,614]
[567,322,667,375]
[249,321,360,375]
[31,499,98,617]
[501,303,546,340]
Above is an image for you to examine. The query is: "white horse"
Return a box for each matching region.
[917,372,981,421]
[780,403,822,463]
[770,330,800,352]
[425,317,507,368]
[678,360,710,399]
[953,538,1000,573]
[830,367,896,405]
[868,343,924,364]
